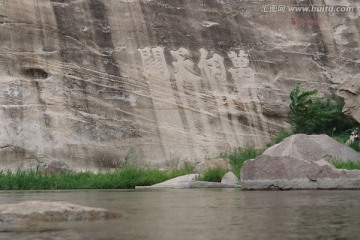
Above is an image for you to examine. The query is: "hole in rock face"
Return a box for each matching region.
[22,68,49,79]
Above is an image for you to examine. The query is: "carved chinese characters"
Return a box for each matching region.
[137,46,256,155]
[228,50,255,81]
[138,47,255,84]
[198,48,227,83]
[170,48,201,82]
[138,47,170,80]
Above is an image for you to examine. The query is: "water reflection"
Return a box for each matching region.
[0,189,359,240]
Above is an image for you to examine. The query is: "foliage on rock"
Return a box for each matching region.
[289,84,357,135]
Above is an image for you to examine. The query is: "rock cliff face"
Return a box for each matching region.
[339,79,360,124]
[0,0,359,171]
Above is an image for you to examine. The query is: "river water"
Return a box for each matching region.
[0,189,359,240]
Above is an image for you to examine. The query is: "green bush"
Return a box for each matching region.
[266,129,292,148]
[289,85,357,135]
[349,140,360,152]
[222,147,262,177]
[197,167,228,182]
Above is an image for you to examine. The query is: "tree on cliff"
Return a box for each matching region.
[289,85,357,136]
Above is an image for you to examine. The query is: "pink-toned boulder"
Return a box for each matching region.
[241,134,360,190]
[263,134,360,162]
[241,155,360,190]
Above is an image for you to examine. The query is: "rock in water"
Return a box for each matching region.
[241,134,360,190]
[0,201,121,223]
[0,1,359,171]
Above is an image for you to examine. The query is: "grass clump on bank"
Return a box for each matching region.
[330,161,360,170]
[223,147,263,178]
[195,146,262,181]
[196,167,228,182]
[0,166,194,190]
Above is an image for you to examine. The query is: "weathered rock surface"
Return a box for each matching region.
[264,134,360,162]
[339,79,360,124]
[221,171,240,185]
[194,158,232,173]
[241,134,360,190]
[136,174,240,189]
[0,0,359,171]
[0,201,122,224]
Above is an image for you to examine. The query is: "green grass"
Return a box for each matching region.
[222,147,263,178]
[196,167,228,183]
[196,146,263,181]
[348,140,360,152]
[0,166,194,190]
[330,160,360,170]
[266,129,292,148]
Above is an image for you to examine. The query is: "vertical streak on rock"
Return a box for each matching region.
[138,1,199,162]
[89,0,121,78]
[170,82,193,137]
[118,2,170,165]
[187,1,238,150]
[51,0,142,168]
[51,0,91,166]
[248,89,268,146]
[33,0,52,142]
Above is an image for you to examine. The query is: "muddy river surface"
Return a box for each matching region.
[0,189,359,240]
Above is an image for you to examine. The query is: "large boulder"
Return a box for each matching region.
[241,155,360,190]
[264,134,360,162]
[241,134,360,190]
[0,201,122,224]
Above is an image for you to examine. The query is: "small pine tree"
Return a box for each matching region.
[289,85,357,135]
[289,85,319,134]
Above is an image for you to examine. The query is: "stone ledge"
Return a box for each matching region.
[242,178,360,190]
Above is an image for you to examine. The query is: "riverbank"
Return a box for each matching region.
[2,139,360,190]
[0,146,261,190]
[0,167,194,190]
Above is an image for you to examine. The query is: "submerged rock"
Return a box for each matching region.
[0,201,122,224]
[241,134,360,190]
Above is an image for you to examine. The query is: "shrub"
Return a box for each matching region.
[222,147,263,177]
[349,140,360,152]
[197,167,228,182]
[266,129,292,147]
[289,84,357,136]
